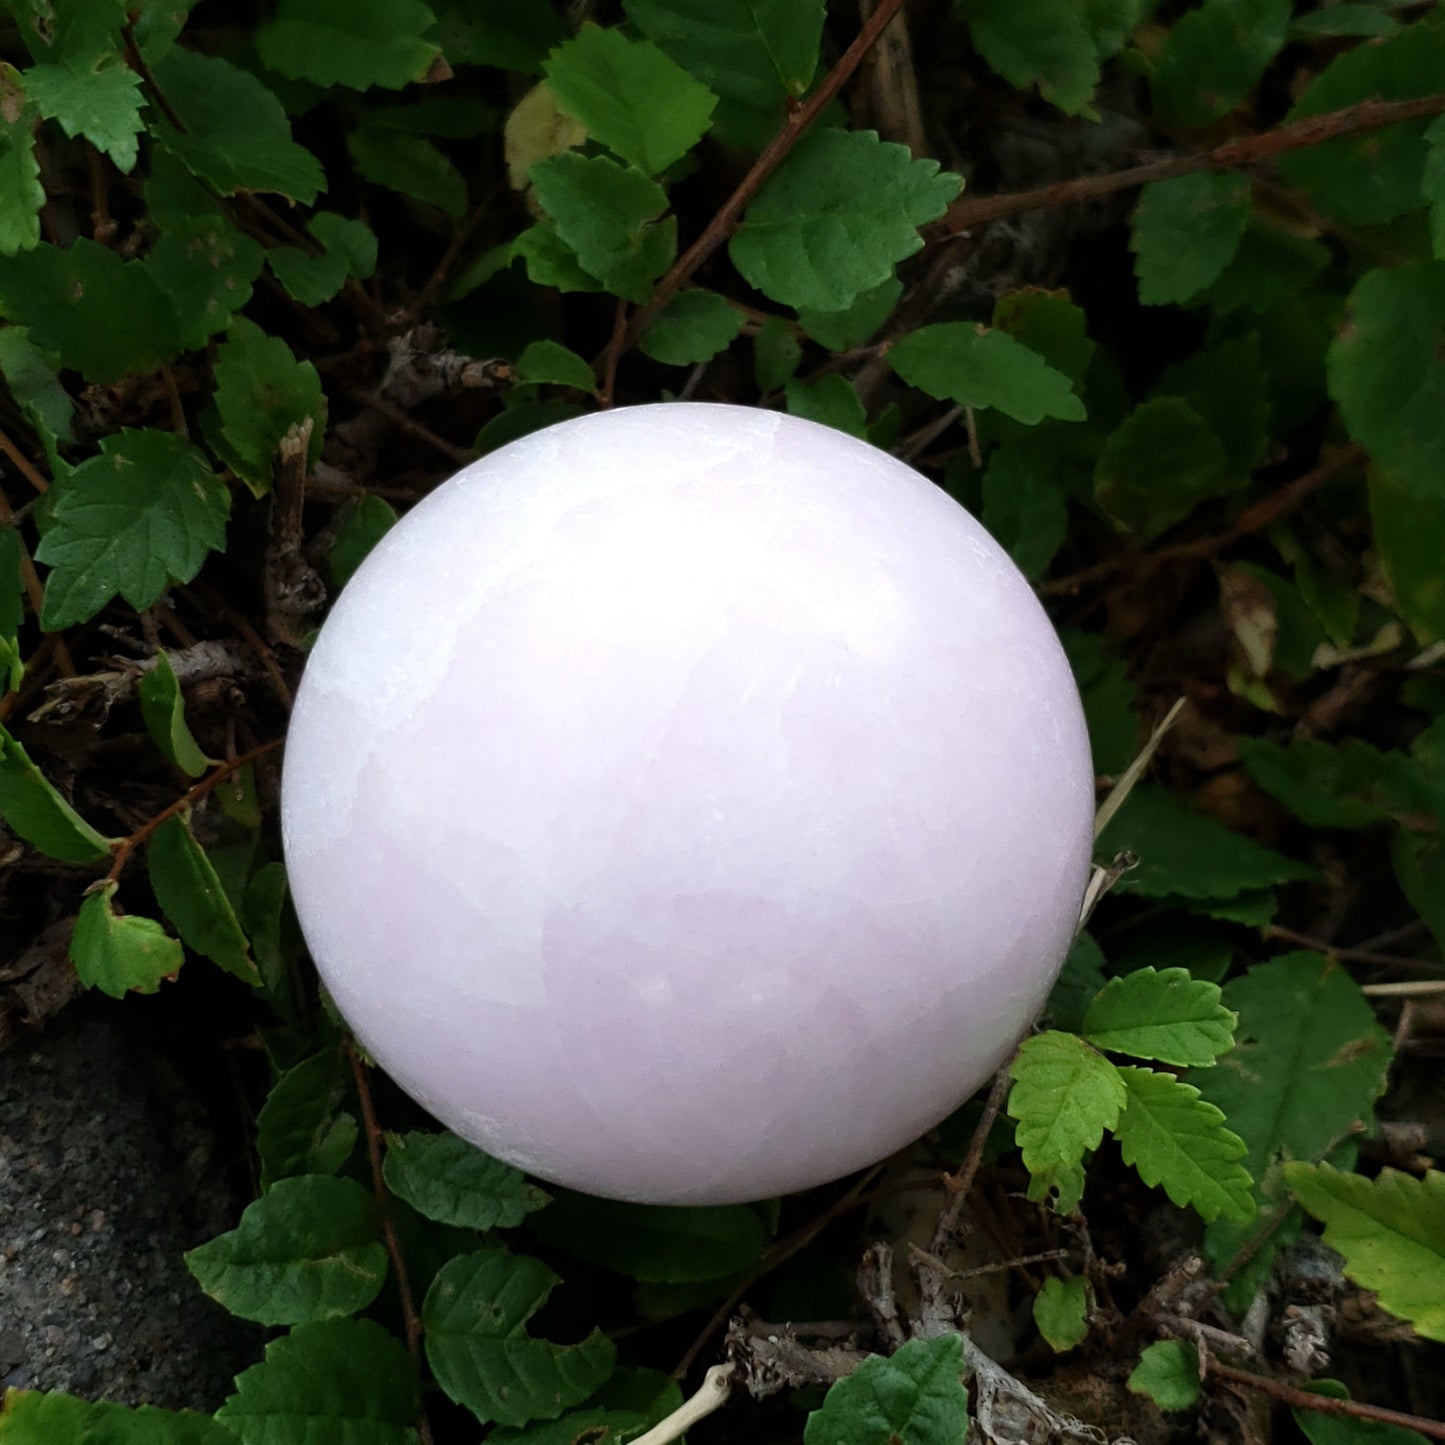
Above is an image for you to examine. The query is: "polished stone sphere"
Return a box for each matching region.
[282,403,1094,1204]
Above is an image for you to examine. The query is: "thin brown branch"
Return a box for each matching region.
[351,391,477,467]
[1211,1362,1445,1441]
[937,94,1445,236]
[0,423,51,495]
[621,0,908,353]
[599,296,629,408]
[121,21,187,131]
[1264,923,1444,973]
[929,1060,1014,1255]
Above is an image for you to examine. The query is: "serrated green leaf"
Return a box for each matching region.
[1097,783,1314,901]
[888,323,1085,424]
[137,651,213,777]
[0,723,113,861]
[543,23,716,176]
[1008,1031,1126,1211]
[489,1368,684,1445]
[1131,172,1251,307]
[349,119,467,216]
[1084,967,1236,1067]
[516,339,595,391]
[964,0,1100,116]
[212,318,327,493]
[1155,334,1270,479]
[269,213,379,305]
[1330,263,1445,502]
[185,1174,387,1325]
[1285,1163,1445,1342]
[804,1333,968,1445]
[0,328,74,455]
[70,883,183,997]
[992,288,1096,384]
[384,1131,549,1231]
[1204,223,1331,318]
[329,494,398,589]
[1115,1065,1253,1222]
[798,277,902,352]
[753,314,801,390]
[475,398,586,453]
[27,49,143,171]
[0,66,42,256]
[423,1249,616,1427]
[639,288,745,365]
[257,1048,357,1188]
[244,861,294,1016]
[1294,1378,1433,1445]
[1034,1276,1089,1353]
[146,815,258,984]
[530,151,675,303]
[1126,1340,1200,1411]
[257,0,442,90]
[1059,628,1137,776]
[0,1388,234,1444]
[1292,4,1401,37]
[1237,737,1392,828]
[36,429,229,630]
[217,1319,418,1445]
[1152,0,1289,128]
[429,0,565,74]
[730,129,960,313]
[981,442,1069,580]
[785,374,867,438]
[148,216,265,352]
[1278,26,1445,225]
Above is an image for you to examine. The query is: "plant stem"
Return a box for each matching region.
[929,1061,1014,1255]
[1211,1362,1445,1441]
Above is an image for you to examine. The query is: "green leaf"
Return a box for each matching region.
[1292,5,1402,37]
[1205,222,1331,317]
[1084,967,1236,1067]
[528,1193,770,1283]
[1285,1163,1445,1342]
[147,216,265,352]
[992,288,1096,383]
[150,49,323,203]
[981,442,1069,580]
[0,531,22,694]
[1237,737,1391,828]
[27,50,143,172]
[269,213,379,305]
[1154,334,1270,479]
[515,339,595,391]
[804,1334,968,1445]
[1114,1065,1254,1223]
[0,327,74,455]
[0,1389,234,1444]
[0,66,42,255]
[423,1249,617,1427]
[36,429,229,630]
[1279,26,1445,224]
[963,0,1100,117]
[185,1174,387,1325]
[257,0,442,90]
[1008,1031,1126,1212]
[753,314,801,390]
[1294,1379,1433,1445]
[1060,628,1137,776]
[1426,116,1445,261]
[639,288,745,366]
[786,374,867,438]
[543,23,716,176]
[349,122,467,216]
[1126,1340,1200,1411]
[383,1131,549,1231]
[256,1049,358,1188]
[1130,172,1250,307]
[798,277,902,352]
[136,651,213,778]
[1329,264,1445,502]
[888,323,1085,424]
[530,152,675,304]
[488,1368,684,1445]
[429,0,565,74]
[70,883,183,998]
[1152,0,1289,128]
[1096,783,1314,901]
[1033,1276,1089,1353]
[730,129,960,312]
[146,815,259,984]
[0,723,113,862]
[212,317,327,493]
[217,1319,419,1445]
[329,494,398,589]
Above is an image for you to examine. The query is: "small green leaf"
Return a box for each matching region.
[1372,456,1445,645]
[1426,116,1445,261]
[217,1319,419,1445]
[803,1333,969,1445]
[1330,263,1445,502]
[639,289,745,366]
[430,0,565,74]
[1154,333,1270,479]
[71,883,184,998]
[0,723,113,862]
[488,1368,683,1445]
[1060,628,1138,776]
[383,1131,549,1231]
[423,1249,617,1427]
[269,213,379,306]
[543,23,716,176]
[137,651,213,778]
[1130,172,1251,307]
[0,66,42,255]
[1033,1276,1089,1353]
[1285,1163,1445,1343]
[1236,737,1392,828]
[1084,967,1236,1067]
[27,50,143,172]
[329,495,398,589]
[753,314,801,391]
[349,122,467,216]
[515,339,595,391]
[798,278,902,352]
[1152,0,1289,128]
[0,327,75,457]
[1114,1065,1254,1223]
[147,216,265,353]
[981,443,1069,580]
[964,0,1099,115]
[0,1389,234,1444]
[888,323,1085,424]
[185,1174,387,1326]
[146,815,258,984]
[257,0,442,90]
[786,374,867,438]
[256,1049,358,1188]
[1127,1340,1200,1411]
[730,129,960,313]
[1293,1379,1433,1445]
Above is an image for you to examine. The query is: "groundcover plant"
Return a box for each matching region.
[0,0,1442,1441]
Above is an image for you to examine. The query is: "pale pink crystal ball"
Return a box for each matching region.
[282,403,1094,1205]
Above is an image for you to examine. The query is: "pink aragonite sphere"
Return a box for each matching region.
[281,402,1094,1205]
